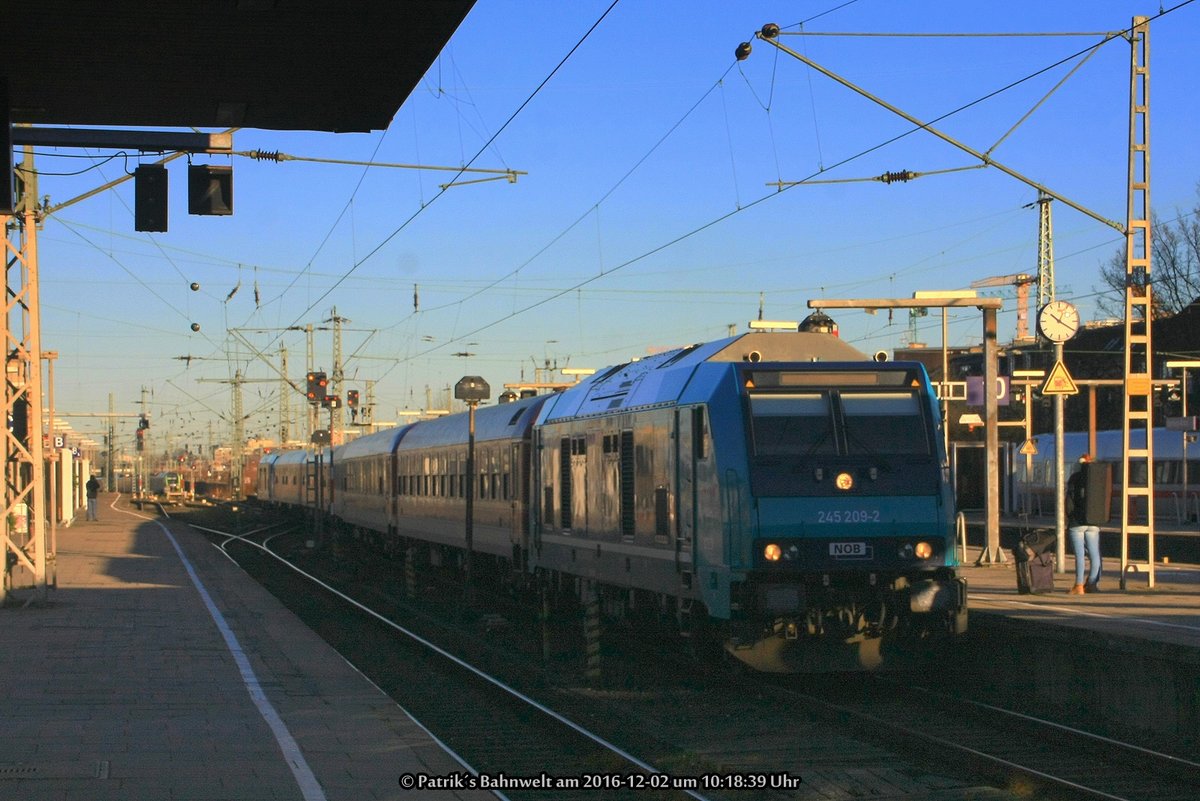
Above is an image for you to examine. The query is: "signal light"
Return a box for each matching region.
[188,165,233,216]
[306,371,327,403]
[347,389,359,409]
[135,165,169,232]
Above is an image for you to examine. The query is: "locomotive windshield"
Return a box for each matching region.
[749,393,837,456]
[747,380,931,458]
[841,391,929,455]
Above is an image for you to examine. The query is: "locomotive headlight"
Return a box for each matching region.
[914,541,933,560]
[763,543,783,562]
[835,472,854,491]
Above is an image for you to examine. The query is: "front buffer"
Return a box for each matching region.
[725,528,968,672]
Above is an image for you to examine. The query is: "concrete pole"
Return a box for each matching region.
[279,346,289,446]
[107,393,116,492]
[979,307,1004,564]
[44,351,58,587]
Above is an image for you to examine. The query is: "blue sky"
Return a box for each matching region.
[29,0,1200,453]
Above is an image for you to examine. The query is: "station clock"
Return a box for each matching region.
[1037,300,1080,343]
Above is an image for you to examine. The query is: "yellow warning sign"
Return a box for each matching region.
[1040,360,1078,395]
[1019,438,1038,456]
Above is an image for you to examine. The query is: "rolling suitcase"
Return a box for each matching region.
[1015,551,1056,594]
[1013,529,1056,595]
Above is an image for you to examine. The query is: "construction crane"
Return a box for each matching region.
[970,273,1036,342]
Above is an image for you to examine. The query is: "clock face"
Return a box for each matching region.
[1038,300,1080,343]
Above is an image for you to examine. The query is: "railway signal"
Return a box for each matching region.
[306,371,327,403]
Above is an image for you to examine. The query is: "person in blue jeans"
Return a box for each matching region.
[1067,454,1103,594]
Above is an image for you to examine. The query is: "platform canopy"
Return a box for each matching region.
[6,0,477,132]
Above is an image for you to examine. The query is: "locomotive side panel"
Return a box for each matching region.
[534,407,690,600]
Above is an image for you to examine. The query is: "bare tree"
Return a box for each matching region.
[1097,182,1200,317]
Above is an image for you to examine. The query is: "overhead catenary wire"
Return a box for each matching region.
[245,0,625,360]
[384,9,1183,369]
[46,1,1200,424]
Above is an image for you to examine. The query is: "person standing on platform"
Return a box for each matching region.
[1067,454,1106,594]
[86,474,101,521]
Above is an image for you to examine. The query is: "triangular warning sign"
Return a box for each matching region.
[1040,360,1078,395]
[1019,438,1038,456]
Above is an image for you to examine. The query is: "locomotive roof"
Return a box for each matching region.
[539,331,869,422]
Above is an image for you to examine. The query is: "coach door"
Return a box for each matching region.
[675,408,699,575]
[510,442,527,552]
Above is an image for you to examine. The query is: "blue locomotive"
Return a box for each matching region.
[258,330,966,671]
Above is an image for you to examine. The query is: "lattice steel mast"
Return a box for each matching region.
[1120,17,1155,588]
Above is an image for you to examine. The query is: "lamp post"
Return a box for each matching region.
[1010,370,1046,516]
[1166,361,1200,521]
[455,376,490,604]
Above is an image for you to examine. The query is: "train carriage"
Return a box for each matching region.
[263,448,329,511]
[331,425,413,553]
[148,471,185,505]
[1020,427,1199,520]
[392,394,549,562]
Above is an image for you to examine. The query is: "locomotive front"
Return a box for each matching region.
[717,358,966,671]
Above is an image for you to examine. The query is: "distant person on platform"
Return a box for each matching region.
[1067,454,1106,594]
[86,474,101,521]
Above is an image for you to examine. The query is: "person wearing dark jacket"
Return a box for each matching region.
[1067,454,1105,594]
[85,474,101,521]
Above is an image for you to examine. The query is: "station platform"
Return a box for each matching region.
[958,555,1200,650]
[0,494,493,801]
[954,533,1200,750]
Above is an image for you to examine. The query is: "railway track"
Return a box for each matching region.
[198,517,707,801]
[759,668,1200,801]
[180,505,1198,801]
